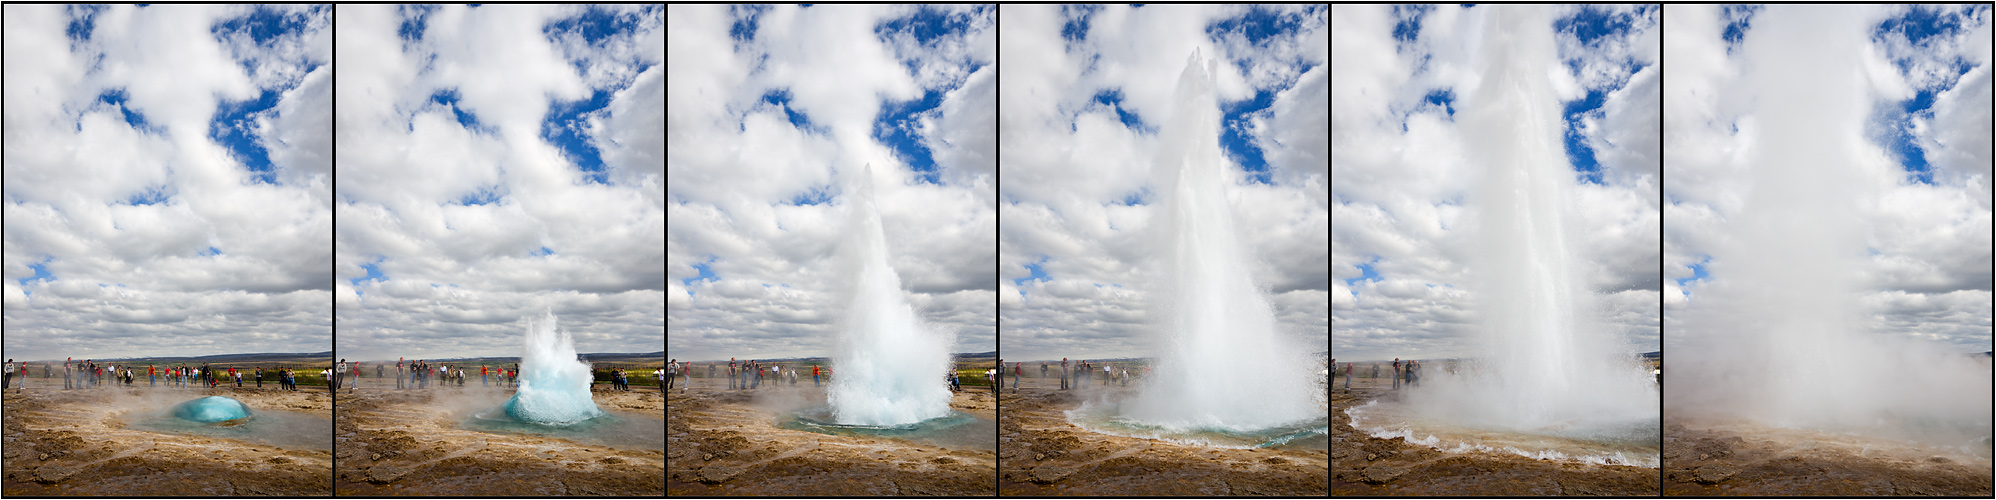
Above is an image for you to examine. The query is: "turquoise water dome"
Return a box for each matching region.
[173,396,253,423]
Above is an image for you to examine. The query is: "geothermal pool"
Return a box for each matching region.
[1347,398,1659,467]
[778,407,995,451]
[1067,401,1327,450]
[462,409,663,450]
[125,405,331,451]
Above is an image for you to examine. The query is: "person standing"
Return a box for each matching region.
[396,358,406,389]
[4,358,14,390]
[1343,363,1352,391]
[481,365,489,387]
[727,358,738,390]
[812,364,820,387]
[351,361,361,391]
[1391,358,1401,390]
[1041,362,1048,379]
[234,370,243,387]
[1013,362,1021,391]
[1059,358,1069,390]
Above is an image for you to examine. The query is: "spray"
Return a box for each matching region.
[1117,50,1320,432]
[504,311,606,426]
[827,165,955,426]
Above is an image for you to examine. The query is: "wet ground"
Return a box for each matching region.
[334,379,663,496]
[2,384,334,496]
[998,377,1327,496]
[1332,377,1657,496]
[1661,417,1993,496]
[666,376,997,496]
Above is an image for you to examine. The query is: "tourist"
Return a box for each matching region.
[1344,363,1352,391]
[1371,363,1380,379]
[1060,358,1069,390]
[1013,362,1021,391]
[481,365,489,387]
[1103,365,1112,386]
[1041,362,1048,379]
[1391,358,1401,390]
[351,361,361,391]
[812,364,820,387]
[4,358,13,389]
[707,363,716,386]
[396,358,406,389]
[234,370,243,387]
[727,359,737,390]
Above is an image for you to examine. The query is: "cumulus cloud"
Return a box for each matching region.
[999,5,1327,361]
[3,5,332,360]
[336,5,663,360]
[1663,4,1992,354]
[667,5,997,361]
[1331,5,1662,362]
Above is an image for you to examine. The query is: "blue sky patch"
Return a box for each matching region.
[65,5,104,41]
[1392,4,1433,44]
[873,87,948,184]
[97,89,161,134]
[1722,5,1761,51]
[683,258,720,296]
[760,89,821,133]
[457,186,503,206]
[1346,260,1382,296]
[399,5,436,42]
[199,246,223,257]
[429,90,486,132]
[1677,257,1711,288]
[1206,5,1318,45]
[211,6,316,45]
[1062,4,1100,43]
[351,259,388,296]
[788,184,836,206]
[543,88,613,185]
[19,261,56,289]
[1091,90,1147,132]
[210,87,282,185]
[1221,88,1276,184]
[730,4,768,44]
[531,246,555,257]
[1014,258,1051,296]
[1562,87,1609,184]
[1423,89,1456,118]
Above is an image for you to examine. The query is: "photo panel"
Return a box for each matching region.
[332,4,664,496]
[999,4,1330,496]
[3,4,336,496]
[1659,4,1992,496]
[1331,4,1664,496]
[665,4,1000,496]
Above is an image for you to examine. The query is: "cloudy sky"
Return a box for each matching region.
[4,5,332,360]
[1332,5,1663,362]
[1663,4,1992,353]
[336,5,663,361]
[999,5,1328,362]
[667,5,997,361]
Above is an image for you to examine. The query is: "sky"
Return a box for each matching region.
[1663,4,1992,353]
[3,5,333,360]
[999,5,1329,361]
[335,5,664,361]
[1331,5,1664,362]
[667,5,998,361]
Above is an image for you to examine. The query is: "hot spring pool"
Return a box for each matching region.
[777,407,995,451]
[1347,399,1659,467]
[1064,403,1328,450]
[463,408,663,450]
[125,404,330,451]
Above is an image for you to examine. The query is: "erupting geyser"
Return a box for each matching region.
[505,311,606,426]
[828,165,955,426]
[173,396,253,423]
[1114,51,1320,433]
[1387,6,1657,449]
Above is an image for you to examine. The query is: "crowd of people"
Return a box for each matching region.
[672,358,823,391]
[1329,357,1422,392]
[0,358,310,391]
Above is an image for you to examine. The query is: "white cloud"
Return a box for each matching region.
[1331,5,1663,362]
[3,5,332,359]
[999,5,1327,361]
[667,5,997,361]
[335,5,663,360]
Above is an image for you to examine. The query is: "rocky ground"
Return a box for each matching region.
[997,377,1327,496]
[3,384,334,495]
[1331,377,1657,496]
[667,376,996,496]
[333,380,663,496]
[1661,417,1992,496]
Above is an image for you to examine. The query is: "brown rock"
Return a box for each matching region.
[1360,464,1407,484]
[1692,464,1739,484]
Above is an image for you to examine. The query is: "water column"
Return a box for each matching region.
[828,165,954,426]
[505,311,606,425]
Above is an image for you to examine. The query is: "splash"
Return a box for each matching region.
[827,165,955,426]
[1398,6,1658,447]
[504,311,606,426]
[172,396,253,423]
[1113,51,1321,433]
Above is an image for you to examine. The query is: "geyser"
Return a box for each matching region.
[504,311,606,426]
[173,396,253,423]
[1371,6,1657,454]
[1664,5,1992,445]
[1113,51,1321,433]
[827,165,954,426]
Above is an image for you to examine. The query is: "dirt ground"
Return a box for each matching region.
[997,377,1328,496]
[2,384,334,496]
[333,379,663,496]
[666,376,997,496]
[1661,417,1993,496]
[1331,377,1657,496]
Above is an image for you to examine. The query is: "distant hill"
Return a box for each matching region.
[416,352,663,366]
[56,352,332,367]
